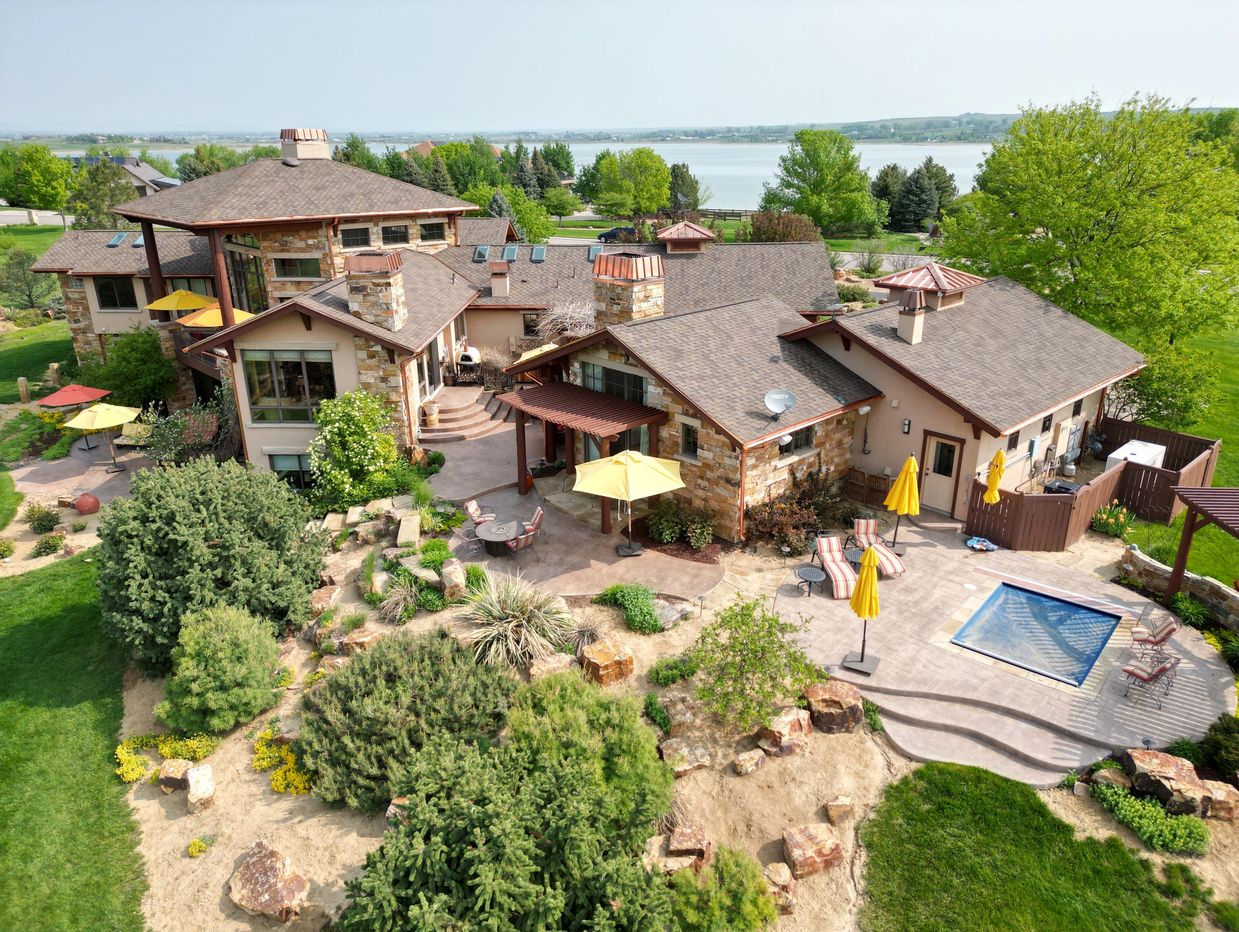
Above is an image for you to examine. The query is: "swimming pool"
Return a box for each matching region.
[951,583,1123,686]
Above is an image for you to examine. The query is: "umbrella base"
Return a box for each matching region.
[617,541,644,558]
[842,651,880,676]
[105,464,126,474]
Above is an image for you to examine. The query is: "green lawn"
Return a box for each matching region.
[822,232,931,254]
[0,224,66,261]
[0,554,146,931]
[0,320,74,403]
[860,764,1202,931]
[0,471,21,530]
[553,219,933,252]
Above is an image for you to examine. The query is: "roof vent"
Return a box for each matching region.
[282,156,300,168]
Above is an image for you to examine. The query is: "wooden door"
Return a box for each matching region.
[923,435,961,514]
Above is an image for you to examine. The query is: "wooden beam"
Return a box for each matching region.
[599,435,612,534]
[1165,505,1214,598]
[299,312,312,331]
[140,220,166,305]
[515,409,529,495]
[208,229,236,328]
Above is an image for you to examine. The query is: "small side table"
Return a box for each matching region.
[843,547,864,568]
[795,564,826,597]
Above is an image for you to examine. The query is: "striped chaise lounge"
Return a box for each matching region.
[811,533,858,600]
[851,518,907,577]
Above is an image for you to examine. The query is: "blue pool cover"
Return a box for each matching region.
[951,583,1122,686]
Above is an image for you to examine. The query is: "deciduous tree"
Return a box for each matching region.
[5,145,71,211]
[541,185,581,223]
[68,159,136,229]
[539,141,574,178]
[175,143,245,182]
[742,210,821,243]
[331,133,381,173]
[572,149,609,203]
[760,130,883,235]
[0,248,56,309]
[594,148,671,217]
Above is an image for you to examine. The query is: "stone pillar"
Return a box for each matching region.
[345,251,407,332]
[592,253,665,328]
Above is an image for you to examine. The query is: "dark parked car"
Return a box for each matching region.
[597,226,637,243]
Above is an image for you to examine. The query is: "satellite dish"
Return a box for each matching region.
[764,389,798,420]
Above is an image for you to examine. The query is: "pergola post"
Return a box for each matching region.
[140,220,165,306]
[564,427,576,473]
[647,424,661,505]
[543,417,556,462]
[599,435,612,534]
[515,410,530,494]
[208,229,237,328]
[1166,505,1212,598]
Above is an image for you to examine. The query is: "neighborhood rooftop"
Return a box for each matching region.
[455,216,519,245]
[31,229,213,277]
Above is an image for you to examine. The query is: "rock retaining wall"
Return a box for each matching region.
[1122,544,1239,632]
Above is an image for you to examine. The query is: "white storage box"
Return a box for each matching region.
[1106,439,1167,472]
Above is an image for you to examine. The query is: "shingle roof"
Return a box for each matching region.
[433,241,839,311]
[872,262,986,293]
[456,217,519,245]
[611,296,878,445]
[30,230,214,277]
[113,158,474,229]
[190,250,477,356]
[827,277,1145,433]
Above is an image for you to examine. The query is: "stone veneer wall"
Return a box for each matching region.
[743,412,856,503]
[1122,544,1239,633]
[347,273,407,332]
[59,273,99,364]
[594,279,665,328]
[256,225,337,299]
[353,336,410,448]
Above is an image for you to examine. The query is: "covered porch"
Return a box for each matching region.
[494,381,667,534]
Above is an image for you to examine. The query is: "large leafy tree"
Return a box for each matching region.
[463,183,553,243]
[175,143,244,181]
[542,186,582,223]
[941,95,1239,347]
[760,129,883,235]
[331,133,381,173]
[594,148,671,217]
[0,248,56,309]
[308,389,400,509]
[68,159,137,229]
[78,327,177,406]
[889,165,939,232]
[1194,107,1239,172]
[434,138,501,193]
[540,141,574,178]
[572,148,611,203]
[136,148,176,178]
[10,145,72,210]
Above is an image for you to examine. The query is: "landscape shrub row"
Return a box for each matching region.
[646,498,715,551]
[1090,783,1210,855]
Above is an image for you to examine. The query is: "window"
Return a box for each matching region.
[932,440,957,477]
[681,423,699,459]
[273,257,322,280]
[270,453,312,489]
[522,313,541,338]
[382,224,409,245]
[790,425,814,452]
[241,349,336,422]
[1072,398,1084,418]
[167,277,214,297]
[1040,414,1053,434]
[1006,431,1020,452]
[419,222,446,243]
[226,248,268,312]
[341,227,371,249]
[225,233,260,249]
[581,361,645,404]
[95,276,137,309]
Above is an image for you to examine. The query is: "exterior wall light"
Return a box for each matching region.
[902,419,911,434]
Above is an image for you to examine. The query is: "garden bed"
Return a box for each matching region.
[630,515,729,565]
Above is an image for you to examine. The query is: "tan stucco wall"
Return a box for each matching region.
[87,275,150,335]
[974,388,1105,495]
[462,308,530,357]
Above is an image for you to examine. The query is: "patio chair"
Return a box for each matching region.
[1130,615,1180,662]
[506,529,540,562]
[1121,656,1178,709]
[463,499,497,543]
[811,533,857,600]
[523,505,545,537]
[850,518,906,577]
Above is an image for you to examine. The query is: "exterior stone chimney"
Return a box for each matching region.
[897,288,925,345]
[279,128,330,162]
[489,259,511,298]
[345,251,407,332]
[593,252,665,327]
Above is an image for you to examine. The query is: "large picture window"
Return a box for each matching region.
[269,453,312,488]
[241,349,335,422]
[419,221,446,242]
[340,227,371,249]
[382,224,409,245]
[581,361,645,404]
[273,257,322,280]
[95,276,137,310]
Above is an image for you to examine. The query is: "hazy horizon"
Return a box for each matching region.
[2,0,1237,134]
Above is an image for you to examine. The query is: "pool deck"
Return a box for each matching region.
[778,521,1236,785]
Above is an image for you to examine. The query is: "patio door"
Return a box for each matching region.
[922,434,961,514]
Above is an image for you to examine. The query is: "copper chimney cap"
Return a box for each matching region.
[279,128,328,142]
[344,250,402,275]
[592,252,664,283]
[900,287,926,312]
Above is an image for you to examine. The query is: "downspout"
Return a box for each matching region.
[737,444,747,541]
[224,348,249,464]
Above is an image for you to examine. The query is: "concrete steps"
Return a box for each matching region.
[420,391,514,443]
[881,718,1068,787]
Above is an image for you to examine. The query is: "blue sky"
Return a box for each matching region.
[2,0,1236,133]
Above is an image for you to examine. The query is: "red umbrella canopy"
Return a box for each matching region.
[39,384,112,408]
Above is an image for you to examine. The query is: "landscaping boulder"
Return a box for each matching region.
[653,598,690,631]
[345,506,366,527]
[662,693,700,736]
[158,758,192,794]
[228,840,310,924]
[803,680,864,734]
[386,796,409,826]
[396,514,420,548]
[440,559,468,602]
[763,862,796,914]
[824,796,854,825]
[309,585,340,617]
[366,498,394,515]
[641,835,694,875]
[782,823,843,878]
[668,823,711,864]
[581,639,634,686]
[1119,748,1210,815]
[366,569,389,599]
[391,492,414,514]
[758,707,811,756]
[186,764,215,813]
[1203,780,1239,821]
[733,749,767,776]
[275,716,301,746]
[529,653,579,679]
[759,734,808,758]
[319,655,350,674]
[659,737,711,777]
[354,520,388,546]
[1073,779,1090,798]
[1090,767,1132,790]
[343,628,383,655]
[321,512,346,532]
[399,558,442,588]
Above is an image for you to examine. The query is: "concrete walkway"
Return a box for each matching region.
[9,434,151,506]
[426,419,535,501]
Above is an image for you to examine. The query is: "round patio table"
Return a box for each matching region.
[795,564,827,597]
[476,519,521,557]
[843,547,864,567]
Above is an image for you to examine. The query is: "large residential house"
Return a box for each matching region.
[71,156,181,198]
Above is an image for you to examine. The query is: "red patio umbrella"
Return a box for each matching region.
[39,383,112,450]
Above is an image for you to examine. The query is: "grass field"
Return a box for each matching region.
[861,764,1204,931]
[0,472,21,530]
[0,320,73,404]
[0,554,146,931]
[553,219,932,253]
[0,224,66,260]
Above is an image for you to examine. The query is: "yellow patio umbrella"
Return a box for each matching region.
[64,403,140,473]
[573,449,685,557]
[983,449,1006,505]
[515,342,558,364]
[174,304,254,329]
[145,289,217,314]
[843,546,881,675]
[882,454,920,546]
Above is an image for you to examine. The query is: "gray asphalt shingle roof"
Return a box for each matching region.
[831,277,1145,432]
[30,230,214,277]
[456,217,518,245]
[114,158,474,228]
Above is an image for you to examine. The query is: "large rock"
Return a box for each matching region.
[529,652,579,679]
[396,514,421,547]
[228,840,310,923]
[668,823,711,864]
[759,707,811,749]
[343,627,384,655]
[365,569,389,599]
[653,598,691,630]
[309,585,340,617]
[764,862,796,914]
[581,638,634,686]
[319,655,350,674]
[186,764,214,813]
[354,520,388,546]
[824,796,854,825]
[158,758,192,794]
[662,693,700,736]
[803,680,864,734]
[366,497,394,515]
[659,737,711,777]
[1203,780,1239,821]
[783,823,843,878]
[1090,767,1132,790]
[399,558,441,588]
[1119,749,1210,815]
[440,558,467,602]
[641,835,695,875]
[344,506,366,527]
[733,749,767,776]
[321,512,346,532]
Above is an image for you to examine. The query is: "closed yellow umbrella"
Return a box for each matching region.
[516,342,558,364]
[145,289,218,314]
[843,547,881,675]
[882,454,920,546]
[983,449,1006,505]
[573,450,685,557]
[64,403,140,473]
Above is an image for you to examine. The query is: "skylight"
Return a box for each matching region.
[530,245,546,263]
[132,234,144,248]
[502,244,518,262]
[106,233,127,248]
[472,245,490,262]
[587,244,602,261]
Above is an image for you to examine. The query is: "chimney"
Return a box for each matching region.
[279,128,330,163]
[897,288,925,345]
[488,259,511,298]
[592,252,665,327]
[345,251,407,332]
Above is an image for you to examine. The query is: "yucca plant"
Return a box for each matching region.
[378,576,418,625]
[463,573,573,668]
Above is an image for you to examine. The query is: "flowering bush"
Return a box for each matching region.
[308,390,401,510]
[1091,499,1135,537]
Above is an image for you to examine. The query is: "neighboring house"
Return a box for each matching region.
[456,217,520,246]
[70,156,180,197]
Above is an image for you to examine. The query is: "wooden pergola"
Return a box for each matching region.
[495,382,666,534]
[1167,486,1239,597]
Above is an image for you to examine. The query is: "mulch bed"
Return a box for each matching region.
[629,516,730,565]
